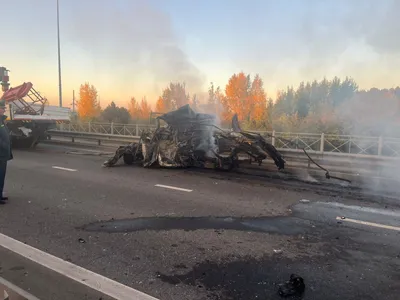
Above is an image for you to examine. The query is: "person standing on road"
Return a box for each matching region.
[0,99,12,204]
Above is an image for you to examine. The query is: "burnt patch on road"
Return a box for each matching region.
[156,251,400,300]
[156,256,309,300]
[184,167,400,206]
[9,266,25,271]
[81,216,313,235]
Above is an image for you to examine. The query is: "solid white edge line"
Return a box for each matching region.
[0,276,40,300]
[52,166,77,172]
[0,233,158,300]
[155,184,193,192]
[336,216,400,231]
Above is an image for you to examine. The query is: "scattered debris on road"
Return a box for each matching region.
[278,274,305,298]
[299,199,311,203]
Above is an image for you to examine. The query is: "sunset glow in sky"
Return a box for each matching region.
[2,0,400,108]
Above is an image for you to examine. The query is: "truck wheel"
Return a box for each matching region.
[123,153,134,165]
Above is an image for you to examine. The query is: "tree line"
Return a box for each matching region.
[76,74,400,136]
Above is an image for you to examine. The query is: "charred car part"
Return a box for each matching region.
[103,105,285,170]
[278,274,305,298]
[230,114,285,169]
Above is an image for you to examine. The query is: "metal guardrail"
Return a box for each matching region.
[47,130,136,145]
[0,277,40,300]
[47,130,400,164]
[58,122,154,137]
[46,130,400,181]
[54,122,400,158]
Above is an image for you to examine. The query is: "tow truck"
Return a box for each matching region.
[0,66,71,148]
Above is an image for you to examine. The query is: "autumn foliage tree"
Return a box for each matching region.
[127,96,152,121]
[221,72,267,126]
[155,96,167,113]
[206,82,224,116]
[222,72,250,121]
[128,97,140,120]
[160,82,190,111]
[74,73,400,137]
[250,75,268,126]
[77,83,100,120]
[140,97,151,120]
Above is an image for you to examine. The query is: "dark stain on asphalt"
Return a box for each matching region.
[156,256,308,300]
[185,167,400,205]
[9,266,25,271]
[174,263,188,269]
[155,253,400,300]
[80,216,313,235]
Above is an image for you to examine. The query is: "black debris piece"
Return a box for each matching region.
[278,274,305,298]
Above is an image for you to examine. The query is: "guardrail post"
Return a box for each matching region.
[271,130,275,146]
[88,122,92,133]
[348,137,352,153]
[111,122,114,135]
[136,124,139,136]
[320,133,325,153]
[98,139,101,146]
[378,136,383,156]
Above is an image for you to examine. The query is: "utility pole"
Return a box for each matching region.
[57,0,62,107]
[72,90,75,112]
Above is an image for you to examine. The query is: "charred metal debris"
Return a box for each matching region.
[278,274,305,298]
[103,105,350,183]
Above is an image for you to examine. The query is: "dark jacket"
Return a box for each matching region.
[0,115,12,161]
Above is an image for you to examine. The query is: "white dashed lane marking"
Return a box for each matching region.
[52,166,77,172]
[336,216,400,232]
[155,184,193,192]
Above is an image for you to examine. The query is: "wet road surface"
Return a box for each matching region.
[0,144,399,299]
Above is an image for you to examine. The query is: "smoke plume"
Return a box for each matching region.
[64,0,205,97]
[253,0,400,91]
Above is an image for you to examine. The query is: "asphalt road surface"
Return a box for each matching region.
[0,143,399,300]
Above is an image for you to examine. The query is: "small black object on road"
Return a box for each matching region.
[278,274,305,298]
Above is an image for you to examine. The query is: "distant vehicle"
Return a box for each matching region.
[0,66,70,148]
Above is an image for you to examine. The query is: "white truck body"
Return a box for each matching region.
[10,103,71,122]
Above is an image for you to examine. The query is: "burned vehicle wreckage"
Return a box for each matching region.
[103,105,286,171]
[103,105,352,184]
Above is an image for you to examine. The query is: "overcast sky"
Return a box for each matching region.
[2,0,400,107]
